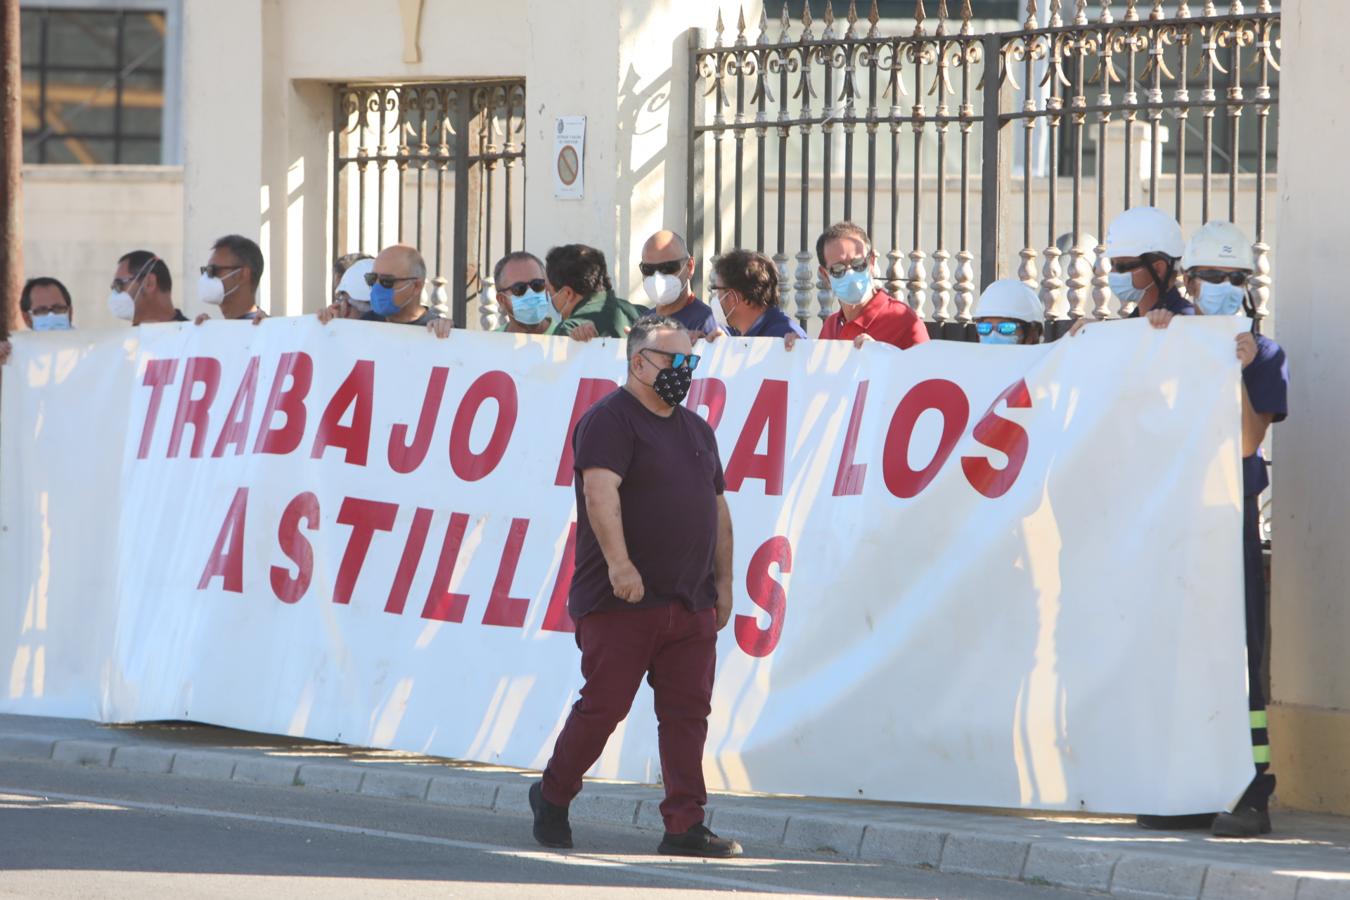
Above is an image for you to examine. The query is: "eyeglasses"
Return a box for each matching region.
[500,278,547,296]
[640,348,700,371]
[30,303,71,316]
[1111,259,1147,274]
[201,264,244,279]
[638,258,689,278]
[825,257,869,278]
[113,256,160,292]
[364,272,419,289]
[1189,268,1249,286]
[976,321,1021,337]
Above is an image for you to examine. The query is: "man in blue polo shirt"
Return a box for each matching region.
[639,231,718,337]
[1135,221,1289,838]
[706,249,805,341]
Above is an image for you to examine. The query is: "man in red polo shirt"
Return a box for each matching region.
[787,221,929,350]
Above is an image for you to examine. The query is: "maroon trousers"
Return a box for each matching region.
[541,602,717,834]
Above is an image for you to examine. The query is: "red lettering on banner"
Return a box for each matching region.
[540,522,577,633]
[449,371,518,481]
[333,497,398,605]
[684,378,727,430]
[832,380,870,496]
[961,379,1033,499]
[734,536,792,657]
[882,379,970,499]
[311,359,375,466]
[271,491,319,604]
[197,487,249,593]
[724,379,788,496]
[167,356,222,458]
[555,378,619,486]
[389,366,449,474]
[422,513,472,622]
[481,518,531,628]
[137,359,179,459]
[253,352,314,455]
[385,506,434,615]
[212,356,261,457]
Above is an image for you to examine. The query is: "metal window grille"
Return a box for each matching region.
[332,80,526,329]
[688,1,1279,340]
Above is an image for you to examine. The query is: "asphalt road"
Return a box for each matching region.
[0,759,1097,899]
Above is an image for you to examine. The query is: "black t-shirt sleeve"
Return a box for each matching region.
[574,403,635,481]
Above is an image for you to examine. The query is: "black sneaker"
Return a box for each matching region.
[657,822,743,858]
[1136,813,1218,830]
[529,781,573,849]
[1212,804,1272,838]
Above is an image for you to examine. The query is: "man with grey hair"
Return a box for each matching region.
[317,243,452,337]
[529,314,740,859]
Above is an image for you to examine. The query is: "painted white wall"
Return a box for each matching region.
[21,165,183,331]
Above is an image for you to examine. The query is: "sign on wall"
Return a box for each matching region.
[553,116,585,200]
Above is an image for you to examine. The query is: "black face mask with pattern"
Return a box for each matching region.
[651,365,694,407]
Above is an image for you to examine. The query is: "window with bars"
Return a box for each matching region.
[20,6,168,164]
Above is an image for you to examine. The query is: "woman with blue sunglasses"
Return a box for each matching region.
[972,279,1045,346]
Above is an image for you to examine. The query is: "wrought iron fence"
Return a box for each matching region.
[332,79,526,328]
[688,1,1279,339]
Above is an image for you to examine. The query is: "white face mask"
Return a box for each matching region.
[198,272,228,306]
[713,289,738,334]
[107,290,136,321]
[643,272,685,307]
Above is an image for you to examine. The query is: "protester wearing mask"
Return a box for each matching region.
[328,253,375,319]
[704,249,804,342]
[1,276,76,364]
[316,243,453,338]
[972,279,1044,346]
[109,251,185,325]
[1132,221,1288,839]
[530,314,739,860]
[1071,206,1192,336]
[194,234,268,326]
[492,251,554,334]
[545,243,644,342]
[797,221,929,351]
[638,230,716,337]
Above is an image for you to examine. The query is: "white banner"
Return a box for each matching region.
[0,316,1254,814]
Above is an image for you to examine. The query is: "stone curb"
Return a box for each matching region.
[2,732,1345,900]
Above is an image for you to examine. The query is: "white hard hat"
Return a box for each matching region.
[1181,221,1254,271]
[974,279,1043,323]
[337,257,375,301]
[1105,206,1185,260]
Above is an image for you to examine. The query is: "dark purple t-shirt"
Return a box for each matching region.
[569,388,725,619]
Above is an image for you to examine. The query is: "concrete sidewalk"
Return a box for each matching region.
[0,714,1346,899]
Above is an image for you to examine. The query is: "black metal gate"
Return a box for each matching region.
[332,79,526,328]
[688,1,1278,339]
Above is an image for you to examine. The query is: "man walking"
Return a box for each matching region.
[530,315,740,859]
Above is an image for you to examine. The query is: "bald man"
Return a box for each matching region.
[639,231,717,337]
[317,243,452,338]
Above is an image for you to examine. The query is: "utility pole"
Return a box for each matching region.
[1,0,24,340]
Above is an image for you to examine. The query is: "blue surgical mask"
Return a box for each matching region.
[31,312,72,332]
[370,282,401,317]
[1108,271,1146,304]
[979,331,1020,346]
[829,269,872,305]
[1195,281,1245,317]
[511,289,552,326]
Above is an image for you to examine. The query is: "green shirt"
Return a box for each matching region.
[549,291,646,338]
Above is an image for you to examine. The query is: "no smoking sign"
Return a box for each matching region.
[553,116,586,200]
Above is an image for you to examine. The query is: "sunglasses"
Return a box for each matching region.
[1189,269,1249,286]
[825,257,869,278]
[638,258,689,278]
[200,264,243,279]
[500,278,547,297]
[976,321,1021,337]
[364,272,419,289]
[640,348,701,371]
[1111,259,1148,274]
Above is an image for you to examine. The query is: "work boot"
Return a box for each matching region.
[657,822,743,858]
[1212,772,1276,838]
[529,781,573,849]
[1136,813,1217,830]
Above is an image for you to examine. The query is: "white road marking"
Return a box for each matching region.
[0,787,840,895]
